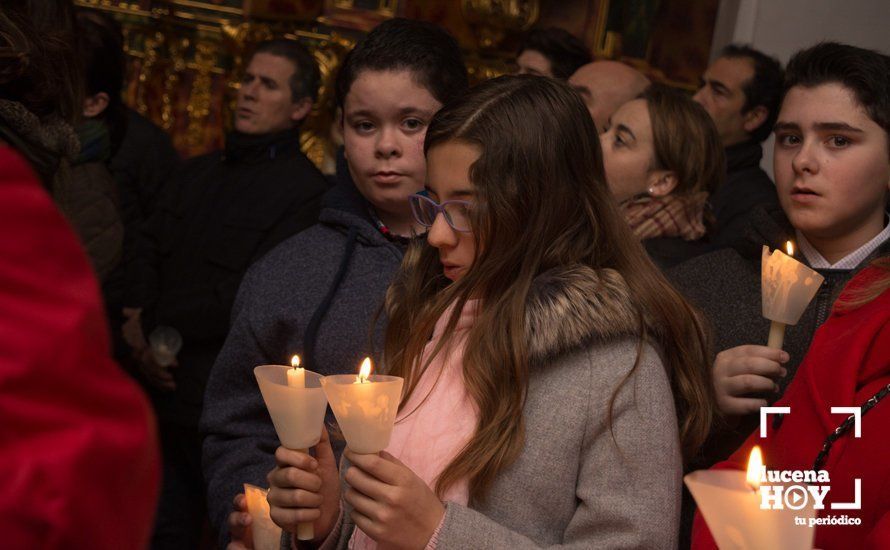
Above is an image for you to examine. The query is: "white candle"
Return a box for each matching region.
[685,446,815,550]
[761,242,824,350]
[322,357,403,454]
[284,355,312,539]
[243,484,282,550]
[287,354,305,388]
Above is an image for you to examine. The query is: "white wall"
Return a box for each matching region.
[711,0,890,177]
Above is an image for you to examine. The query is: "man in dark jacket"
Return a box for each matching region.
[124,39,330,550]
[693,44,784,248]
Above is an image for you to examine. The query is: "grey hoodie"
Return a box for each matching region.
[199,179,404,545]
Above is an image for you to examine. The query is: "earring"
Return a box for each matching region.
[648,188,655,195]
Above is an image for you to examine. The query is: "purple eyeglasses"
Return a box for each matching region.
[409,192,473,232]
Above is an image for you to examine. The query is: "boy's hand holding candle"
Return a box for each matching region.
[712,242,824,417]
[713,345,789,416]
[267,428,341,543]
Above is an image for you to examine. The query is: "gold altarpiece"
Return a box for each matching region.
[74,0,718,173]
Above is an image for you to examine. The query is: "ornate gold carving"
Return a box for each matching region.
[186,40,217,149]
[170,0,243,16]
[299,38,351,173]
[461,0,539,49]
[331,0,397,16]
[161,35,190,130]
[136,31,165,115]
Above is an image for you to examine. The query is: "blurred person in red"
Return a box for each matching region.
[1,1,160,546]
[691,257,890,550]
[0,145,160,548]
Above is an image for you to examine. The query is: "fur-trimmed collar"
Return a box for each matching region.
[525,265,641,363]
[0,99,79,158]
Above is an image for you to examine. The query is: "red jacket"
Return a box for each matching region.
[0,147,160,548]
[692,265,890,549]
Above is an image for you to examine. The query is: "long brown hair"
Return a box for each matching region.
[0,0,82,123]
[384,75,716,502]
[645,84,725,197]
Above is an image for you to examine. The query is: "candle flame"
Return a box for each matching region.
[785,241,794,256]
[357,357,372,383]
[746,446,764,491]
[291,355,301,369]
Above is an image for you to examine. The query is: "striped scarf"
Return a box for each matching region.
[621,192,710,241]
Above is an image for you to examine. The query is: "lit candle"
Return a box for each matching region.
[254,362,328,541]
[321,357,404,454]
[355,357,372,384]
[287,354,305,388]
[684,446,815,550]
[746,446,763,492]
[761,242,824,350]
[243,484,282,550]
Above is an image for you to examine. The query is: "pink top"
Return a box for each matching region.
[349,300,479,550]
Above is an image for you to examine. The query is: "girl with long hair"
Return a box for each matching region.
[268,75,716,549]
[600,84,725,268]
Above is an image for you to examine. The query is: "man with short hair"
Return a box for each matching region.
[123,39,330,550]
[515,27,591,80]
[568,60,650,134]
[694,44,784,246]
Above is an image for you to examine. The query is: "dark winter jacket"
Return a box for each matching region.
[66,160,123,281]
[200,177,405,546]
[132,128,329,426]
[709,140,780,249]
[110,109,180,306]
[0,99,124,281]
[668,204,890,464]
[644,236,716,270]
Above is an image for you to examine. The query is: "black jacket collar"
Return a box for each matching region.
[223,127,302,164]
[725,139,764,174]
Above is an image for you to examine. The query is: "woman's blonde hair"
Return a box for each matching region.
[384,75,716,502]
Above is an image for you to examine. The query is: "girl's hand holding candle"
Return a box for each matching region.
[343,449,445,549]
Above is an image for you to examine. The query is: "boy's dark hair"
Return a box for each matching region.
[720,44,784,143]
[252,39,320,103]
[76,10,127,149]
[784,42,890,139]
[335,18,468,109]
[517,27,591,80]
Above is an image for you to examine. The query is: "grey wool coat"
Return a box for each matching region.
[306,265,683,549]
